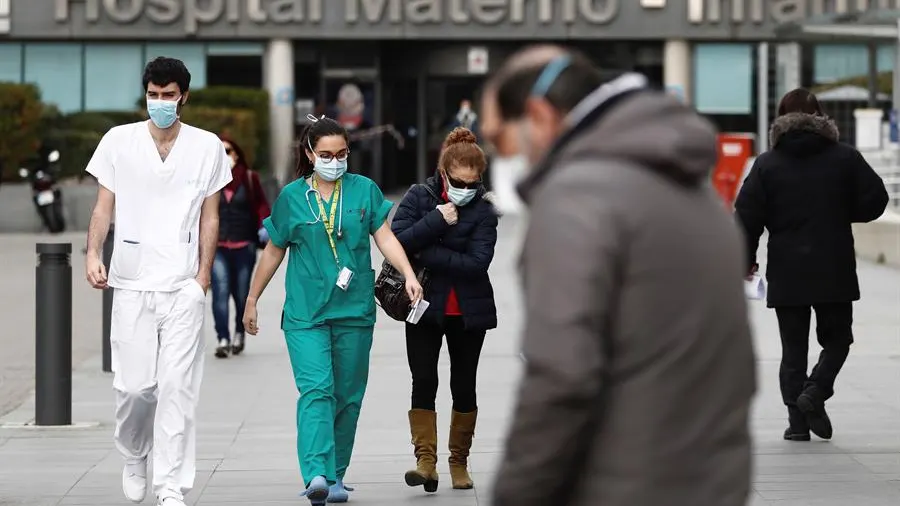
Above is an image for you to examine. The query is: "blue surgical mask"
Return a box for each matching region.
[147,98,180,129]
[314,157,348,182]
[446,178,478,206]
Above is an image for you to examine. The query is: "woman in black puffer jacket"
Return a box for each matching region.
[391,127,499,494]
[735,88,888,444]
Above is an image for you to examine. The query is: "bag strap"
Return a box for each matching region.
[246,169,254,196]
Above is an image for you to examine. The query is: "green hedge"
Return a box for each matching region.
[188,87,269,171]
[0,82,43,180]
[181,106,258,167]
[46,129,105,180]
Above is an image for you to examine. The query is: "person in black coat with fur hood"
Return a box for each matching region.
[391,127,499,494]
[735,88,888,443]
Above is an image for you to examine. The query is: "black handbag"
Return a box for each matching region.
[374,183,440,321]
[374,260,430,321]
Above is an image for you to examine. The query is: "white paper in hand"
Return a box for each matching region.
[406,299,430,324]
[744,274,766,300]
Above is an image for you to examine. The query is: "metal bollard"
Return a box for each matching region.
[101,225,114,373]
[35,242,73,426]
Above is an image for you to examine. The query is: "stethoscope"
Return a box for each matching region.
[305,183,344,240]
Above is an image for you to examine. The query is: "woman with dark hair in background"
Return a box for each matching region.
[736,88,888,442]
[212,135,270,358]
[391,127,499,493]
[241,115,423,505]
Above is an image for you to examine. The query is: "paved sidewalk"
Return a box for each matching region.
[0,220,899,505]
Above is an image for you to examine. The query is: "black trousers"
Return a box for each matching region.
[406,316,486,413]
[775,303,853,407]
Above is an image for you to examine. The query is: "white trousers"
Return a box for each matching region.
[111,281,206,501]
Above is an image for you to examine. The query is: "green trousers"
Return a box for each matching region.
[284,324,374,487]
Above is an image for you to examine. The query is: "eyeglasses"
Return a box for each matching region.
[224,148,234,155]
[447,174,482,190]
[316,150,350,163]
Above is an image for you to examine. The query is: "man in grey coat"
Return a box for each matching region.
[480,45,757,506]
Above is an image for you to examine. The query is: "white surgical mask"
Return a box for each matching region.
[147,98,180,129]
[488,154,530,214]
[314,157,348,182]
[446,178,478,206]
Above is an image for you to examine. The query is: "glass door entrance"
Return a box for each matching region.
[320,76,378,180]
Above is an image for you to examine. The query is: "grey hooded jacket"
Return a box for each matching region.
[492,90,757,506]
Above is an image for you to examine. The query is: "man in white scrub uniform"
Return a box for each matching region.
[84,57,232,506]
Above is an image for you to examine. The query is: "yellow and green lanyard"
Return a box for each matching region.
[312,177,342,265]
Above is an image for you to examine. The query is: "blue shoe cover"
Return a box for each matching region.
[327,479,354,503]
[301,476,329,504]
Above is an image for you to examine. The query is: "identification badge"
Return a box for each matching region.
[336,267,354,291]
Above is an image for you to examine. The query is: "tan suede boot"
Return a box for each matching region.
[404,409,439,493]
[448,410,477,489]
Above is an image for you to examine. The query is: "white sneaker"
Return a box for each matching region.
[122,461,147,503]
[158,497,186,506]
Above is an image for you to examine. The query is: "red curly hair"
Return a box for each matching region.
[439,127,486,176]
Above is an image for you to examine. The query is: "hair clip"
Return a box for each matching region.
[306,114,319,123]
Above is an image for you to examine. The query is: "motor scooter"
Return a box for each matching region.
[19,149,66,234]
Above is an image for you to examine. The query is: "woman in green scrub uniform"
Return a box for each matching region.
[243,115,423,505]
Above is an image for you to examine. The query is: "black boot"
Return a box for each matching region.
[797,386,832,440]
[783,406,810,442]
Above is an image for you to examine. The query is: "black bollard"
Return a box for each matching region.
[35,242,73,426]
[101,225,114,373]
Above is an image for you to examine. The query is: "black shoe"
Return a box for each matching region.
[784,405,811,441]
[231,332,245,355]
[214,338,230,358]
[797,391,833,440]
[783,427,811,441]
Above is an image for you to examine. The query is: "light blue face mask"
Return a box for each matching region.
[147,98,180,129]
[314,157,348,182]
[446,178,478,206]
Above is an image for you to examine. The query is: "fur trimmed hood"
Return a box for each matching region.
[769,113,839,148]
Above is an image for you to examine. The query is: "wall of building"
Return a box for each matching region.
[7,0,894,41]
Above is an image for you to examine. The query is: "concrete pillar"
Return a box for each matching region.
[264,39,295,185]
[775,43,801,100]
[663,39,691,104]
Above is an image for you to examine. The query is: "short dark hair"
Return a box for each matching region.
[491,49,609,121]
[296,116,349,178]
[142,57,191,94]
[777,88,823,117]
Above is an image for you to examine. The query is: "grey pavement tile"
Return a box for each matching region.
[2,222,900,505]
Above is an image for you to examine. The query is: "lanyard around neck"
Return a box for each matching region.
[312,177,342,264]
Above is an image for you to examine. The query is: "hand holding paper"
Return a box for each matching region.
[406,299,430,324]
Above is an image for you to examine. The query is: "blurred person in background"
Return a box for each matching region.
[391,127,499,493]
[241,115,423,506]
[481,45,756,506]
[212,135,271,358]
[452,99,479,136]
[735,88,887,442]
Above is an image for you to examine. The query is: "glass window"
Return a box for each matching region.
[206,42,264,56]
[84,44,144,111]
[0,43,22,83]
[694,44,753,115]
[145,43,207,89]
[24,43,83,113]
[877,45,895,73]
[813,44,868,83]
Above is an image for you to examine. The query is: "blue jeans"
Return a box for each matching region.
[211,244,257,340]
